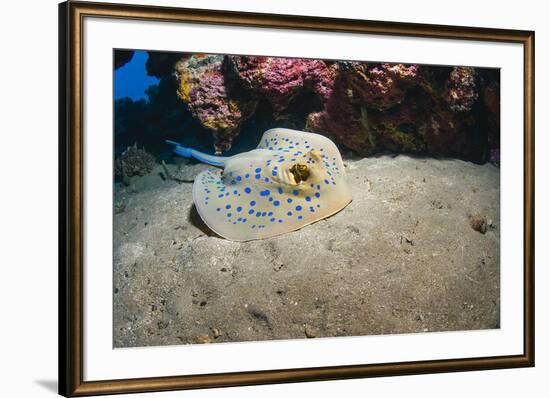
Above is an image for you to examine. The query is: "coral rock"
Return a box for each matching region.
[307,62,496,162]
[175,55,257,153]
[228,56,337,115]
[114,50,134,70]
[114,144,156,185]
[343,62,419,110]
[483,81,500,163]
[307,63,420,155]
[444,67,478,112]
[306,73,373,155]
[424,107,473,156]
[146,51,190,78]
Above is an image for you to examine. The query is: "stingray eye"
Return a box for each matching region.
[289,163,310,183]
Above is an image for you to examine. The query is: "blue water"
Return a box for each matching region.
[114,50,159,100]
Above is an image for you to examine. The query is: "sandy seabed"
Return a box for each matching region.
[113,155,500,347]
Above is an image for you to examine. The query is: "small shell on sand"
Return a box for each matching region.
[469,214,487,234]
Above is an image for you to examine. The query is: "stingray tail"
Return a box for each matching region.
[165,140,227,167]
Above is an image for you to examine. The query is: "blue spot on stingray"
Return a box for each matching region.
[273,200,280,206]
[268,211,273,216]
[230,180,236,185]
[278,219,283,223]
[255,174,261,179]
[272,170,277,176]
[218,194,224,198]
[236,176,242,181]
[305,196,311,202]
[268,197,273,202]
[255,168,261,173]
[287,198,293,203]
[242,219,247,223]
[233,190,238,195]
[264,177,270,182]
[317,184,321,190]
[245,174,250,178]
[277,187,283,194]
[298,215,303,220]
[324,179,330,184]
[248,209,254,215]
[250,200,256,206]
[293,190,299,196]
[256,212,261,217]
[270,218,275,222]
[228,212,233,217]
[238,217,242,221]
[262,212,267,216]
[216,208,221,212]
[245,187,252,194]
[225,205,231,209]
[296,205,302,211]
[315,192,321,198]
[260,190,270,196]
[287,211,292,216]
[278,159,284,163]
[237,206,242,212]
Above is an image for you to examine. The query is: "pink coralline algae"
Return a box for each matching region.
[175,55,257,153]
[228,56,337,115]
[306,74,372,154]
[306,62,496,162]
[444,67,478,112]
[306,63,422,155]
[424,107,474,156]
[169,52,497,163]
[343,62,419,110]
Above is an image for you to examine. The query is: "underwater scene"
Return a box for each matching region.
[113,50,500,347]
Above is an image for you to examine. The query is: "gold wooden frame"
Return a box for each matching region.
[59,1,535,396]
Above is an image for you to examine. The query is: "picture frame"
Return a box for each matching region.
[59,1,535,396]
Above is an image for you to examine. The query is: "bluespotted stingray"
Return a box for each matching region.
[166,128,352,241]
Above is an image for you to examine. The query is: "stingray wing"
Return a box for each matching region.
[193,129,352,241]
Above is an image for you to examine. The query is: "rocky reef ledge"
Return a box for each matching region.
[116,52,500,164]
[114,156,499,347]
